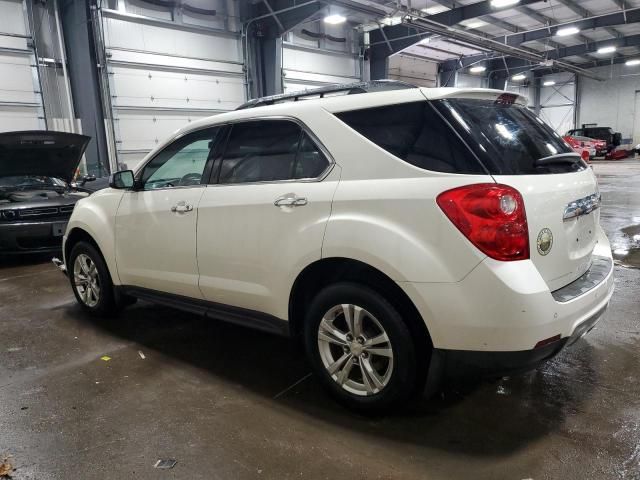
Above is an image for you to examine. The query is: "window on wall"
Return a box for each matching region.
[217,120,330,184]
[142,127,222,189]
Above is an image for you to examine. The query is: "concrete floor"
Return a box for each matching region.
[1,161,640,480]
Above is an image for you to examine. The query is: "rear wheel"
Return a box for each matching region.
[304,282,419,413]
[68,241,118,317]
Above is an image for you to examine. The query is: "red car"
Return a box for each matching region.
[563,135,598,160]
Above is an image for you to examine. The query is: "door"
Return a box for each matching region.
[115,126,223,298]
[633,92,640,147]
[197,119,339,318]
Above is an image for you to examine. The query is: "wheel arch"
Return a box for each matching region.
[64,226,120,285]
[288,257,433,352]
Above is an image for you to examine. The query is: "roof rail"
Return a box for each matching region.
[235,80,417,110]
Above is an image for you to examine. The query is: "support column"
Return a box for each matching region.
[59,0,110,176]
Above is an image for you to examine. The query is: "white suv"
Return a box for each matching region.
[58,81,614,412]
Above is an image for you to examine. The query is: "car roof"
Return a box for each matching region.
[135,86,528,172]
[179,86,527,132]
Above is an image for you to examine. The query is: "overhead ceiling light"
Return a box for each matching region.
[543,80,556,86]
[597,46,617,54]
[381,16,402,26]
[512,74,527,81]
[460,18,487,29]
[465,21,486,29]
[421,6,448,15]
[470,65,487,73]
[490,0,521,7]
[324,14,346,25]
[626,59,640,66]
[556,26,580,37]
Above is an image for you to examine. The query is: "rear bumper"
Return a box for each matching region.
[0,219,68,254]
[433,303,606,378]
[400,228,615,354]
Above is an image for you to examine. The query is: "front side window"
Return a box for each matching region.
[217,120,329,184]
[335,101,484,174]
[142,127,222,190]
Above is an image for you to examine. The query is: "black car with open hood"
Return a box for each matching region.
[0,131,93,254]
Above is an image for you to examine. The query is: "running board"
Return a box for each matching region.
[119,285,290,337]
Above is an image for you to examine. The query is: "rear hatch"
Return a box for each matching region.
[429,91,600,292]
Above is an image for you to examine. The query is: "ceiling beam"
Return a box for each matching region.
[446,33,640,70]
[402,15,603,80]
[513,5,593,46]
[499,8,640,46]
[545,34,640,61]
[579,53,639,68]
[554,0,622,39]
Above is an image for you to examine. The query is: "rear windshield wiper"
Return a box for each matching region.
[534,153,581,167]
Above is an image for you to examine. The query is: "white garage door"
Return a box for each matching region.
[282,27,361,93]
[100,5,245,169]
[0,0,45,132]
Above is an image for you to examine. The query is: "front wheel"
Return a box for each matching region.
[303,283,420,413]
[68,241,118,317]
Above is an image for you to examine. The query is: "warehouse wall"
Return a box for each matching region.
[282,23,361,93]
[538,72,576,136]
[579,64,640,145]
[0,0,45,131]
[100,0,244,169]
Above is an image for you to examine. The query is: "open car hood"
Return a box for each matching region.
[0,131,91,183]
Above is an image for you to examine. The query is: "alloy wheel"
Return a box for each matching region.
[317,304,394,396]
[73,253,100,308]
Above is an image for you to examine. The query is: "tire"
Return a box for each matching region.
[68,241,118,317]
[303,282,419,413]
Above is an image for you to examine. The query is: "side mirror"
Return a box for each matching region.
[80,174,96,186]
[109,170,135,190]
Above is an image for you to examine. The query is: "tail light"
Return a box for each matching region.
[437,184,529,261]
[581,150,590,162]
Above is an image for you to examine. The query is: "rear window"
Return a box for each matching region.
[435,98,585,175]
[335,101,484,174]
[585,128,613,138]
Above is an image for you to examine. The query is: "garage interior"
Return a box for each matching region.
[1,0,640,478]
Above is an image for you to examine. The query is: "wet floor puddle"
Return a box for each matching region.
[613,224,640,269]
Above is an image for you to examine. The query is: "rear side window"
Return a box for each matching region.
[335,101,484,174]
[294,132,330,179]
[217,120,330,184]
[435,98,583,175]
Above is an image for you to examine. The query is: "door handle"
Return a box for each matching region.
[274,195,308,207]
[171,203,193,213]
